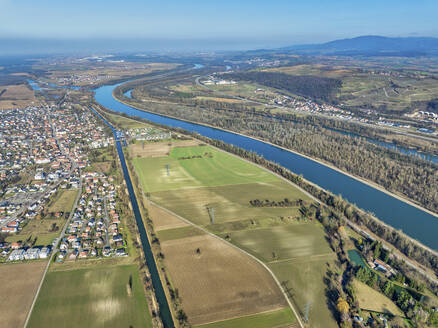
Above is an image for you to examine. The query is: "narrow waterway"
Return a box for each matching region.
[90,108,175,328]
[94,82,438,250]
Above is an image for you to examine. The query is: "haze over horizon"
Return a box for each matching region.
[1,0,438,54]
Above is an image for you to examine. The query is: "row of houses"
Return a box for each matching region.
[6,246,51,262]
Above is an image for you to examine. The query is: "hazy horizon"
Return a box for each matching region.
[1,0,438,54]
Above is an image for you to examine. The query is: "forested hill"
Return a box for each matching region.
[227,71,342,102]
[280,35,438,56]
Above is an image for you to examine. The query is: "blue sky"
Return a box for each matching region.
[1,0,437,49]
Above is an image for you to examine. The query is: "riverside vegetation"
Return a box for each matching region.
[98,107,438,328]
[114,82,438,215]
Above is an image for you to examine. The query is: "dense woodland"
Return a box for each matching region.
[227,71,342,102]
[114,92,438,214]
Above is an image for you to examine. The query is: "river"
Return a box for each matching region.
[93,81,438,251]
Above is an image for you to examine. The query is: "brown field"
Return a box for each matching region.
[196,96,245,103]
[0,261,47,328]
[130,140,201,158]
[161,234,287,325]
[130,142,171,158]
[91,161,112,173]
[146,202,189,231]
[0,84,36,109]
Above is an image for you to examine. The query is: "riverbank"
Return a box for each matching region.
[97,105,438,318]
[113,91,438,221]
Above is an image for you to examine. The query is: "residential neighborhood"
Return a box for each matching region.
[0,101,126,263]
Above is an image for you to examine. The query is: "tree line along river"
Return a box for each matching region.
[94,81,438,251]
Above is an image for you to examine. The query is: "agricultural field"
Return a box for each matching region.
[353,279,404,316]
[0,261,47,328]
[28,264,152,328]
[41,62,178,87]
[130,139,201,158]
[161,232,288,325]
[195,96,246,103]
[195,308,297,328]
[0,83,36,109]
[166,80,277,107]
[133,145,309,226]
[228,223,338,328]
[106,111,150,129]
[130,140,336,327]
[227,223,333,262]
[146,202,189,231]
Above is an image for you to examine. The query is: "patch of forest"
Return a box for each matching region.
[227,71,342,101]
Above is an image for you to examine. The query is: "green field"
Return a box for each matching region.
[49,189,78,213]
[270,257,337,328]
[133,145,277,192]
[195,307,296,328]
[6,216,64,247]
[226,223,332,262]
[133,145,309,226]
[106,111,150,129]
[354,279,404,316]
[221,222,338,328]
[157,225,205,242]
[28,264,152,328]
[131,142,336,327]
[6,232,58,246]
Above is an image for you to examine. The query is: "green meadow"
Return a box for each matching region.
[195,307,296,328]
[132,143,337,327]
[28,264,152,328]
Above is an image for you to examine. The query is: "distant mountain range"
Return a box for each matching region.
[281,35,438,56]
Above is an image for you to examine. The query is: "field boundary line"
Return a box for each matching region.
[267,252,337,264]
[149,200,305,328]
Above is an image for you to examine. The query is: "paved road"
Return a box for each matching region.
[23,177,82,328]
[1,107,79,229]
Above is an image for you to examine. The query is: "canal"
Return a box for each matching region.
[90,108,175,328]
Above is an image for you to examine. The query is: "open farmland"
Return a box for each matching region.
[270,257,337,328]
[130,139,201,158]
[147,202,189,231]
[133,145,309,226]
[28,264,152,328]
[0,84,36,109]
[196,307,297,328]
[132,145,278,193]
[226,223,338,328]
[227,223,333,262]
[160,232,289,326]
[0,262,47,328]
[129,140,334,327]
